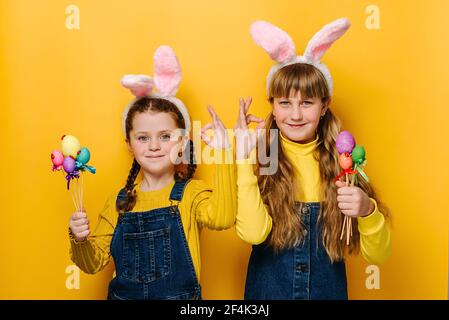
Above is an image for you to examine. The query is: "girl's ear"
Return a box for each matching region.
[153,45,182,97]
[121,74,154,97]
[321,105,328,117]
[126,139,133,153]
[272,108,277,119]
[321,98,330,116]
[250,21,296,63]
[304,18,351,62]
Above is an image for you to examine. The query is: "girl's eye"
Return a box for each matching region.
[138,136,149,142]
[160,134,171,141]
[279,100,290,106]
[301,101,313,106]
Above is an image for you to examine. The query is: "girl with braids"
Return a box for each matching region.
[68,46,236,300]
[235,19,391,299]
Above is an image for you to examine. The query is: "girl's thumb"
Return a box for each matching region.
[335,180,345,188]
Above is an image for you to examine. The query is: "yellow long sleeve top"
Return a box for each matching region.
[236,133,391,265]
[69,148,236,282]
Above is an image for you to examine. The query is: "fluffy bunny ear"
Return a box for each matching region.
[121,74,154,97]
[250,21,296,63]
[153,45,182,97]
[304,18,351,62]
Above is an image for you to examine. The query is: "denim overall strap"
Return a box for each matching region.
[169,179,190,202]
[244,202,348,300]
[108,180,201,300]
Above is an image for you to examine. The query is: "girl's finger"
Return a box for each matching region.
[244,97,252,114]
[209,106,226,130]
[201,123,214,133]
[76,230,90,239]
[201,132,212,146]
[337,186,354,195]
[341,210,354,217]
[338,202,353,210]
[256,121,266,130]
[335,180,346,188]
[337,195,353,203]
[73,225,89,234]
[72,211,87,220]
[207,105,218,123]
[73,218,88,227]
[238,98,246,124]
[239,109,248,128]
[246,114,264,124]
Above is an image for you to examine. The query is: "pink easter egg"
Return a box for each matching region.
[51,150,64,166]
[336,131,355,154]
[339,152,353,170]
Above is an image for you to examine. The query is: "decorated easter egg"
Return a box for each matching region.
[63,156,76,173]
[336,131,355,154]
[61,135,81,158]
[339,152,353,170]
[76,147,91,164]
[51,150,64,166]
[351,145,366,165]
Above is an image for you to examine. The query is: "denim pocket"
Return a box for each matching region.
[121,227,171,283]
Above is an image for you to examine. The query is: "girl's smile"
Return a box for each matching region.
[286,122,307,128]
[145,154,166,159]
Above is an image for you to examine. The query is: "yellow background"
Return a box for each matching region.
[1,0,448,299]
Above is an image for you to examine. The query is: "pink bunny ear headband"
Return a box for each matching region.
[250,18,351,96]
[120,45,191,136]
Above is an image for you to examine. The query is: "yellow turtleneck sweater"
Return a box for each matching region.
[236,133,391,265]
[69,148,236,282]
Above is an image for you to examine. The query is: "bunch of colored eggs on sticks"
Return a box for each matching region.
[51,135,96,211]
[335,131,369,246]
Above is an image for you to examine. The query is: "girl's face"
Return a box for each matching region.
[127,111,182,176]
[272,91,327,144]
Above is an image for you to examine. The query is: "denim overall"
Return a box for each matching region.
[245,202,348,300]
[108,180,202,300]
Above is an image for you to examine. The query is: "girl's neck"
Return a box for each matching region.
[140,170,175,192]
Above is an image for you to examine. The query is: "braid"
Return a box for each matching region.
[185,139,197,180]
[174,139,197,181]
[116,158,141,213]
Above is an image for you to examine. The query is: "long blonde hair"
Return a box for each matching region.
[257,63,390,262]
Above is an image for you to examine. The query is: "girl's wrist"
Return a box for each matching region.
[360,199,375,217]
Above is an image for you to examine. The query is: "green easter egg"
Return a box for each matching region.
[351,145,366,165]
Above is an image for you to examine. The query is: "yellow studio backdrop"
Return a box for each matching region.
[0,0,448,299]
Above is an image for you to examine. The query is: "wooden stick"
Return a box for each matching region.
[74,179,79,211]
[341,175,351,244]
[340,215,347,240]
[70,187,78,211]
[81,172,84,210]
[346,216,350,245]
[76,176,82,211]
[349,217,353,237]
[348,169,357,241]
[75,178,82,211]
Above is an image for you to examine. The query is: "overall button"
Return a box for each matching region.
[301,206,310,214]
[296,263,309,273]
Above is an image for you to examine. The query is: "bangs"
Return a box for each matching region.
[269,63,330,101]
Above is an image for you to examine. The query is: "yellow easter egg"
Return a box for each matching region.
[61,134,81,158]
